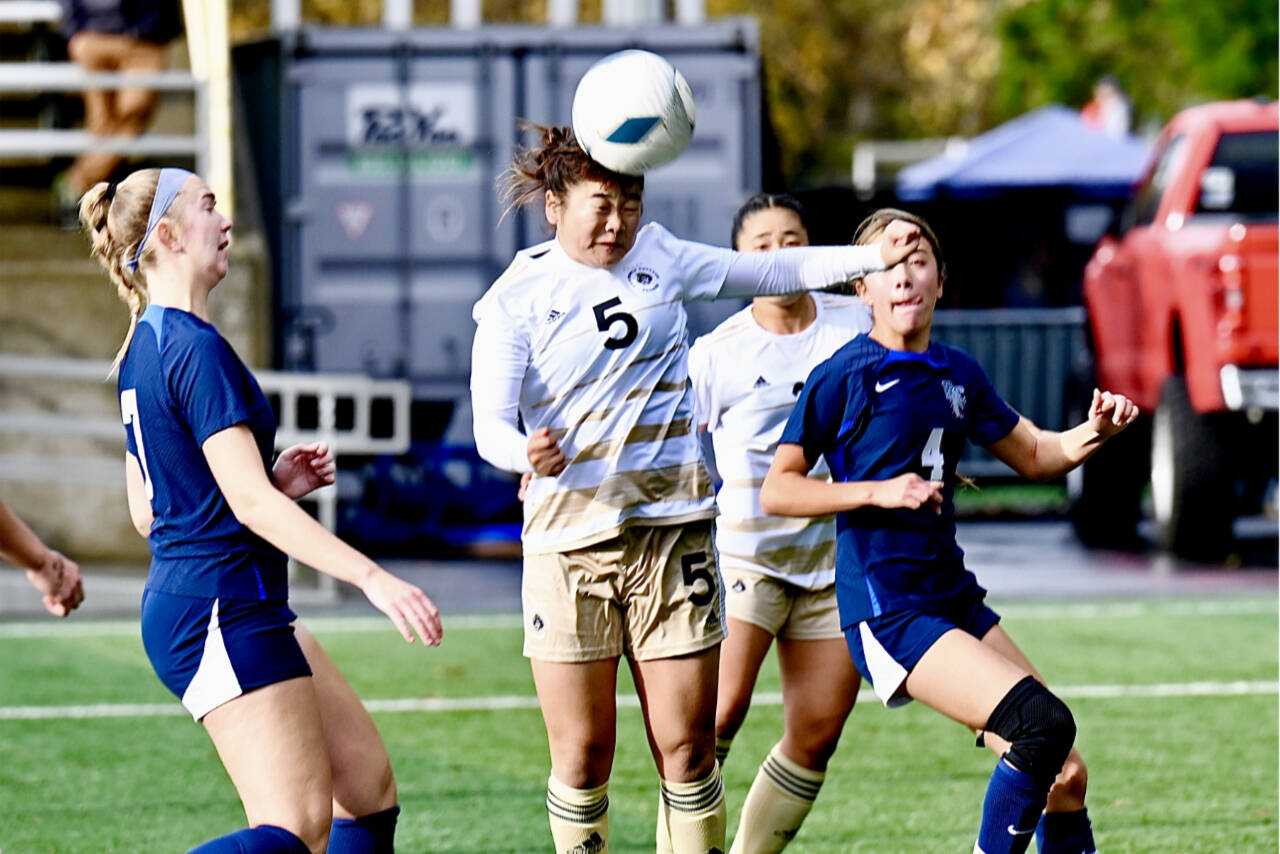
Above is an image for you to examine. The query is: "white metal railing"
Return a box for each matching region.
[0,63,210,176]
[0,354,412,594]
[268,0,705,29]
[0,0,60,23]
[851,137,968,199]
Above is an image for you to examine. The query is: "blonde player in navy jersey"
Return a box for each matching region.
[471,125,919,854]
[685,194,868,854]
[761,208,1136,854]
[80,167,443,854]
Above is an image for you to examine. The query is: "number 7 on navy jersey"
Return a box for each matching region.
[120,388,155,500]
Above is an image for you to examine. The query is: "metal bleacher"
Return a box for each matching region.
[0,1,208,174]
[0,354,412,594]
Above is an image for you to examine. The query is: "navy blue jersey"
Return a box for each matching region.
[118,305,286,599]
[779,335,1020,626]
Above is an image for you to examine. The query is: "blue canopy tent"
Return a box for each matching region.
[896,105,1152,201]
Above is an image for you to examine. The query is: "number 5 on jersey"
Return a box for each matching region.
[120,388,155,500]
[592,297,638,349]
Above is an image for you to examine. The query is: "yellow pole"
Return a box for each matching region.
[181,0,233,215]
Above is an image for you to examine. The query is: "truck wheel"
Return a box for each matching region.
[1066,374,1148,549]
[1068,422,1149,549]
[1150,376,1233,560]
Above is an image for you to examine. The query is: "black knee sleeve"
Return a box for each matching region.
[983,675,1076,786]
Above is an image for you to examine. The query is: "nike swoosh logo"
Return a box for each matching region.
[1007,825,1035,836]
[874,379,900,392]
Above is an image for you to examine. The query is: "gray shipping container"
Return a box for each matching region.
[265,22,762,398]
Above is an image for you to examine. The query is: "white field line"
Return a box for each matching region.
[1,681,1274,721]
[0,599,1273,640]
[0,613,524,639]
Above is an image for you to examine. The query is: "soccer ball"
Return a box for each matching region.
[571,49,696,176]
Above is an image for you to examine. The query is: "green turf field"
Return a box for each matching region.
[1,596,1275,853]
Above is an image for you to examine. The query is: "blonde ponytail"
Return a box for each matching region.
[78,170,163,375]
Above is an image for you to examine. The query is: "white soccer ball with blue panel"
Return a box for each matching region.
[571,49,696,176]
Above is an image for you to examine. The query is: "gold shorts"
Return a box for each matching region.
[521,520,725,663]
[721,567,841,640]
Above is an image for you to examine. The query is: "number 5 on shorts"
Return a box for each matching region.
[681,551,715,606]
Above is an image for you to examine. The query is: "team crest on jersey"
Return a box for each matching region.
[942,380,966,418]
[625,265,660,292]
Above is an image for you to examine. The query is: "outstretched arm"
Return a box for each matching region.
[0,498,84,617]
[986,389,1139,481]
[717,220,921,299]
[759,443,943,517]
[203,425,442,646]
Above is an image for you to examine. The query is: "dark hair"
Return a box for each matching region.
[498,122,644,221]
[851,207,946,281]
[730,193,810,249]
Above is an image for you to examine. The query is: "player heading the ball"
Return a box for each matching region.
[471,119,920,854]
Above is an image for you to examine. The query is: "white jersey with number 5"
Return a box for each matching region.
[472,222,735,554]
[688,294,871,588]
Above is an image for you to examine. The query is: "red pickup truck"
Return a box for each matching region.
[1072,99,1278,560]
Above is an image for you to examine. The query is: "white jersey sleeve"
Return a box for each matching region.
[470,243,551,475]
[470,311,534,474]
[718,244,885,298]
[647,226,887,303]
[687,335,716,431]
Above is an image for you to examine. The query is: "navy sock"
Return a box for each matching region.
[328,805,400,854]
[975,759,1048,854]
[1036,808,1096,854]
[188,824,311,854]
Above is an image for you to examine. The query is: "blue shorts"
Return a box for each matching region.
[844,594,1001,708]
[141,589,311,721]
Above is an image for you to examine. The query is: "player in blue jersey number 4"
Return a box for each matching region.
[80,168,443,854]
[760,208,1136,854]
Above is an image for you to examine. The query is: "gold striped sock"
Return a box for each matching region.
[660,763,726,854]
[728,745,824,854]
[546,775,609,854]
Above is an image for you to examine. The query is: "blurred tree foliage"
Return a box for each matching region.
[995,0,1279,134]
[226,0,1278,184]
[707,0,1004,181]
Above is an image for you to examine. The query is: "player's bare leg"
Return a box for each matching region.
[201,677,334,853]
[776,636,858,770]
[907,628,1075,854]
[979,624,1095,853]
[532,658,620,852]
[715,618,775,759]
[633,648,724,853]
[296,623,403,850]
[728,636,859,853]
